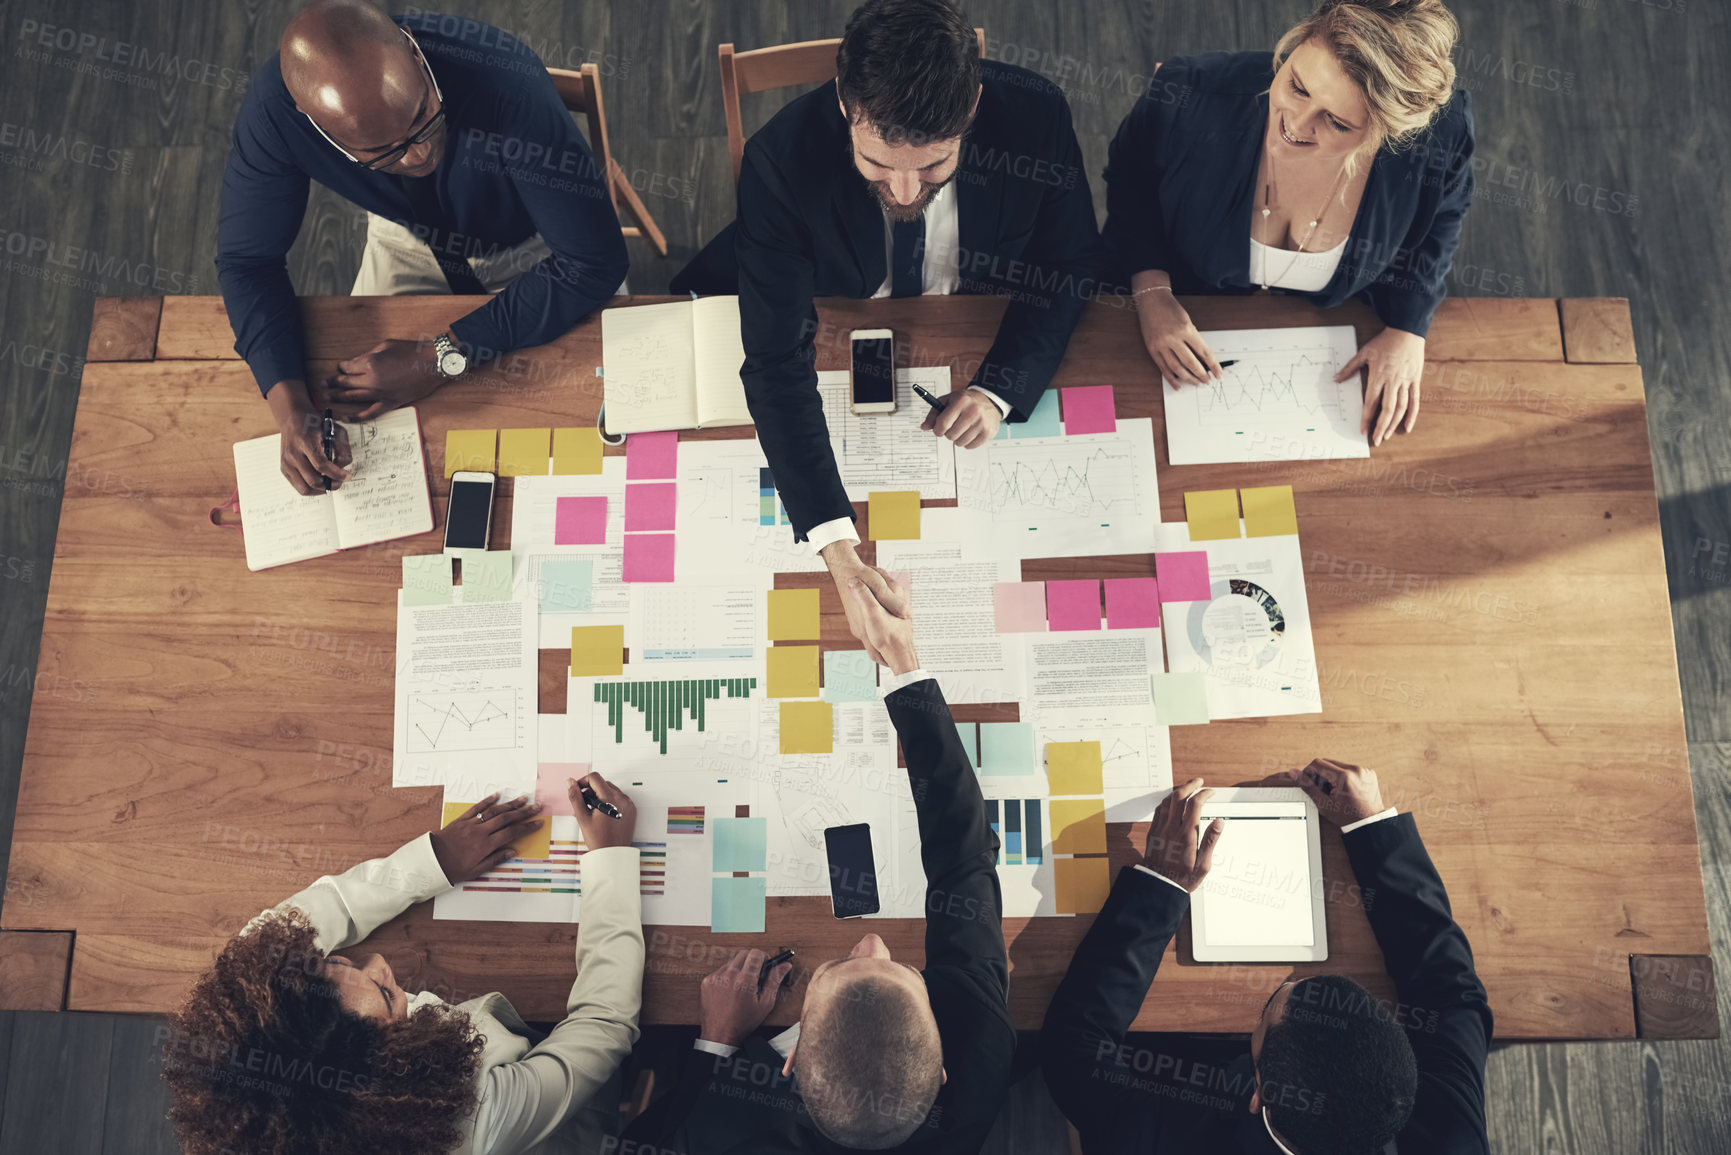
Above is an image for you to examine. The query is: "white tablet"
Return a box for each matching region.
[1189,787,1328,963]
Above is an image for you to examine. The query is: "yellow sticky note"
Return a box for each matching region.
[1054,856,1112,915]
[868,491,922,541]
[767,588,821,641]
[1047,741,1104,795]
[1051,798,1108,855]
[572,624,624,677]
[445,429,497,477]
[552,426,605,475]
[780,700,834,754]
[1241,484,1298,538]
[497,428,552,477]
[441,800,549,860]
[766,645,821,698]
[1184,489,1241,541]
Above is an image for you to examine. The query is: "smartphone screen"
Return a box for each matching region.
[824,823,880,918]
[444,477,494,551]
[851,337,894,405]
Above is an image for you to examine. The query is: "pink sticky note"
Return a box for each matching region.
[993,582,1048,633]
[625,482,677,531]
[554,496,608,545]
[536,762,590,809]
[1062,386,1117,435]
[1104,578,1160,629]
[622,533,676,581]
[1155,551,1212,602]
[1046,579,1102,631]
[626,430,678,479]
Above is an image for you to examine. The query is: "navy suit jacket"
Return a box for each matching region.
[1102,52,1474,338]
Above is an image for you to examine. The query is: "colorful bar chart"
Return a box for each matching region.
[667,805,706,835]
[759,468,790,526]
[986,799,1045,866]
[594,677,758,754]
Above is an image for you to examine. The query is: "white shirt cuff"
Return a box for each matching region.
[768,1022,801,1058]
[693,1038,739,1058]
[879,667,933,697]
[805,517,860,554]
[1133,863,1190,893]
[967,385,1013,417]
[1340,807,1400,834]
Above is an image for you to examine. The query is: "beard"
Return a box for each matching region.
[845,132,964,221]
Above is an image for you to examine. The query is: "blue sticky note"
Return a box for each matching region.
[711,875,767,933]
[539,559,594,613]
[712,816,768,873]
[978,722,1035,775]
[823,650,879,702]
[954,721,978,769]
[1001,390,1062,439]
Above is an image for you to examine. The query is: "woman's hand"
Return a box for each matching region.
[429,792,543,885]
[1338,327,1426,447]
[569,771,638,850]
[1133,279,1221,387]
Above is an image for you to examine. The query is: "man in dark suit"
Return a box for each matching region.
[618,572,1015,1153]
[675,0,1102,657]
[1042,761,1492,1154]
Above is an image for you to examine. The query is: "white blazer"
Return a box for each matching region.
[250,834,644,1154]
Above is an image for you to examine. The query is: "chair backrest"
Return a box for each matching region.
[547,63,617,213]
[719,28,986,183]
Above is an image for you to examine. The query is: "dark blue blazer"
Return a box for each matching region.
[1102,52,1474,338]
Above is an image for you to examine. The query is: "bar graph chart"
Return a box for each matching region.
[593,677,758,754]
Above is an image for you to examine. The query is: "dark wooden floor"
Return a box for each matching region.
[1,0,1728,1150]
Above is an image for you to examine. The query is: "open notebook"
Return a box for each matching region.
[232,407,434,571]
[601,296,752,433]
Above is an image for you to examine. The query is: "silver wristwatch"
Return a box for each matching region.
[433,333,468,379]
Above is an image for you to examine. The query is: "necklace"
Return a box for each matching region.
[1254,138,1350,291]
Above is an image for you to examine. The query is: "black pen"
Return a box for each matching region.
[1217,360,1238,369]
[759,948,795,988]
[578,782,623,820]
[320,408,336,492]
[911,383,947,412]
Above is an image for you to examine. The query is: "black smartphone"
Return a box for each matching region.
[824,823,880,918]
[443,471,495,553]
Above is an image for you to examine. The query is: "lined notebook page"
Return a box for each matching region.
[232,436,339,571]
[332,408,432,548]
[601,299,700,433]
[693,295,751,428]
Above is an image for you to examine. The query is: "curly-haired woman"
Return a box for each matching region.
[1105,0,1472,447]
[162,774,641,1154]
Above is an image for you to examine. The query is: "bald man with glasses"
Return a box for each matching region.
[217,0,629,493]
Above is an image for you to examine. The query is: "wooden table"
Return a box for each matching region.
[2,292,1713,1040]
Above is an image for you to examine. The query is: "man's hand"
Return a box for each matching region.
[325,338,445,420]
[842,571,917,674]
[1143,777,1223,893]
[699,948,794,1048]
[1287,758,1385,827]
[265,380,352,495]
[430,792,543,885]
[820,542,912,668]
[569,771,637,850]
[920,390,1001,449]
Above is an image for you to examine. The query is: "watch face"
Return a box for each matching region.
[440,351,466,376]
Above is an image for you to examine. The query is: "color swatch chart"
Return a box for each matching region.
[593,677,759,754]
[987,799,1046,866]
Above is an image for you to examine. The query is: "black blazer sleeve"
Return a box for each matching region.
[734,139,851,541]
[885,677,1017,1149]
[1100,82,1175,288]
[1345,813,1492,1154]
[1038,867,1190,1149]
[966,97,1103,420]
[1362,92,1475,339]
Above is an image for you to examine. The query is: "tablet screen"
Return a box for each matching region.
[1194,816,1315,947]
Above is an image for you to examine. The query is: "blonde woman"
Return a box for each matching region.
[1104,0,1470,446]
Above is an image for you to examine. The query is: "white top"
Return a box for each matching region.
[1248,234,1347,292]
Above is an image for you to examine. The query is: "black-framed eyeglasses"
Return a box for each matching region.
[305,27,445,172]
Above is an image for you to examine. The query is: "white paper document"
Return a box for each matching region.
[1162,326,1367,464]
[815,367,958,500]
[1155,522,1322,719]
[955,418,1160,558]
[675,438,826,576]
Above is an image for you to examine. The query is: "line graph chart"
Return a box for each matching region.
[408,689,521,753]
[1163,325,1367,464]
[982,442,1142,520]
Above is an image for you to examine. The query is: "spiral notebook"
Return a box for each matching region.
[231,407,434,571]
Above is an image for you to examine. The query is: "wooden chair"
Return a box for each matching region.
[718,29,986,183]
[547,63,669,257]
